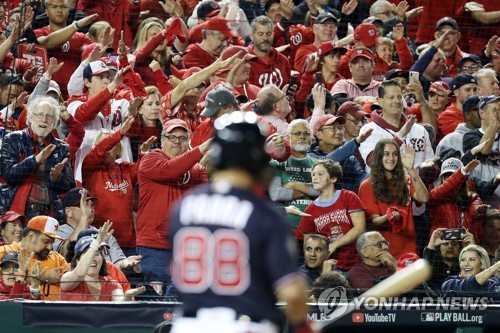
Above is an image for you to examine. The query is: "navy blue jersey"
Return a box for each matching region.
[170,183,301,324]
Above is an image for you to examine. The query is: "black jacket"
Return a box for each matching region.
[0,129,75,221]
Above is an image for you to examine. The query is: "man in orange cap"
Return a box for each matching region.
[0,215,69,300]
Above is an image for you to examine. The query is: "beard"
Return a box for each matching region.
[292,142,311,153]
[35,249,50,260]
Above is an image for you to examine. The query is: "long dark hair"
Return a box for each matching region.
[370,139,410,206]
[71,249,109,277]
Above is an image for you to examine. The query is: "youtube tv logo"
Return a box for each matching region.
[352,312,364,323]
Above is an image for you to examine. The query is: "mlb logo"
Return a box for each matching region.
[352,313,364,323]
[421,313,435,322]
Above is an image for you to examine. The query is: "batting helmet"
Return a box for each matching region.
[211,112,270,175]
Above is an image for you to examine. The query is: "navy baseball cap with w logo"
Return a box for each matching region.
[62,188,98,208]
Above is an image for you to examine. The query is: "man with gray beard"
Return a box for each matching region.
[0,96,74,221]
[269,119,319,231]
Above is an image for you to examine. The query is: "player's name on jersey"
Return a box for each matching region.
[180,193,254,229]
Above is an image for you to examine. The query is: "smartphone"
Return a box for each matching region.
[315,72,322,84]
[286,75,298,95]
[409,71,419,85]
[443,228,464,241]
[120,30,124,41]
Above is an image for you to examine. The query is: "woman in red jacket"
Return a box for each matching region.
[82,116,155,255]
[428,158,487,242]
[358,139,428,260]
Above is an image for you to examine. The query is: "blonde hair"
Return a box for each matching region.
[138,86,162,112]
[87,21,112,43]
[459,244,491,271]
[133,18,170,64]
[94,129,123,158]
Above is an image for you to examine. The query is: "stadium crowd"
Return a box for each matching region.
[0,0,499,306]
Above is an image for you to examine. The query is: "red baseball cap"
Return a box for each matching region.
[349,47,374,62]
[311,114,346,137]
[396,252,421,271]
[163,119,189,133]
[0,211,27,225]
[317,41,347,58]
[100,57,118,71]
[337,101,369,119]
[429,81,451,96]
[354,23,381,47]
[203,16,237,39]
[27,216,64,240]
[220,45,256,61]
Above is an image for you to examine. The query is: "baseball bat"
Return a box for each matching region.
[318,259,432,329]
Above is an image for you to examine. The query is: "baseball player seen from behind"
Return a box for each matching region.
[169,112,314,333]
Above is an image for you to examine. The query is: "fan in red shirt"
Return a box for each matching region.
[247,16,291,89]
[294,12,338,72]
[296,160,366,272]
[296,41,347,104]
[183,16,238,69]
[82,117,155,252]
[34,0,98,98]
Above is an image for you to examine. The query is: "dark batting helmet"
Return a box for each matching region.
[210,112,270,176]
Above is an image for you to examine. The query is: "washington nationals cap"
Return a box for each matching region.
[396,253,421,271]
[457,54,481,69]
[384,69,409,81]
[0,251,19,267]
[315,12,338,24]
[83,60,109,80]
[462,95,481,113]
[311,114,346,137]
[478,95,500,110]
[62,187,98,208]
[197,0,221,20]
[336,101,369,119]
[203,16,237,39]
[317,41,347,58]
[74,236,95,256]
[451,74,476,91]
[201,87,237,117]
[27,216,64,240]
[220,45,256,61]
[0,211,27,225]
[349,47,374,62]
[429,81,451,96]
[354,23,381,47]
[436,17,459,30]
[163,119,190,133]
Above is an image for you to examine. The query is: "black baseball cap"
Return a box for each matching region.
[457,54,481,68]
[197,1,221,20]
[478,95,500,110]
[436,17,459,30]
[264,0,280,13]
[462,95,481,113]
[315,12,338,24]
[1,251,19,267]
[62,188,98,208]
[451,74,476,90]
[384,69,409,81]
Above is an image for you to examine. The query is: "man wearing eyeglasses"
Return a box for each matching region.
[136,118,210,294]
[0,96,74,221]
[347,231,396,289]
[256,83,291,135]
[432,17,468,79]
[309,113,368,193]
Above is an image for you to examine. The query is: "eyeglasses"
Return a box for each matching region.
[459,64,481,73]
[210,32,228,42]
[374,10,394,17]
[45,3,69,9]
[345,117,367,125]
[363,240,389,249]
[274,94,290,104]
[162,134,188,143]
[436,30,458,37]
[320,125,344,132]
[33,112,56,121]
[290,131,311,137]
[1,265,18,272]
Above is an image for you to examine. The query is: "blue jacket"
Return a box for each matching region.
[442,275,500,300]
[0,129,75,221]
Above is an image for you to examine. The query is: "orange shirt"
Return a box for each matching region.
[0,242,69,301]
